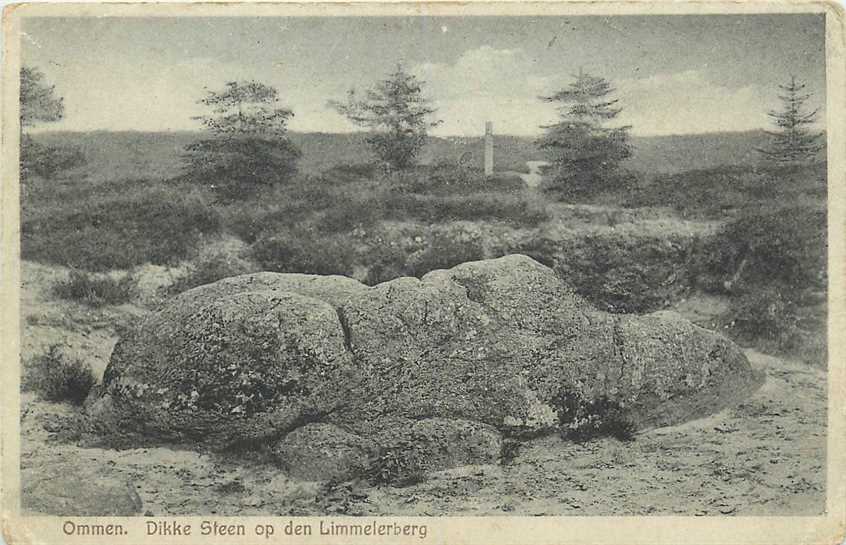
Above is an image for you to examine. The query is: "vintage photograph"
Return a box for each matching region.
[5,5,837,525]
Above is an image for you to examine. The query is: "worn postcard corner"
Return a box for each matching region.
[1,1,845,544]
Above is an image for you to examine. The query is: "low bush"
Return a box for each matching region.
[627,162,826,218]
[540,170,637,202]
[511,232,699,314]
[314,198,383,234]
[23,345,97,405]
[21,137,86,180]
[390,163,526,196]
[363,241,414,286]
[698,204,827,296]
[406,232,485,278]
[168,252,259,295]
[250,231,356,277]
[23,182,223,271]
[52,270,135,307]
[364,441,426,487]
[550,388,636,442]
[383,191,548,227]
[726,288,800,347]
[719,287,827,367]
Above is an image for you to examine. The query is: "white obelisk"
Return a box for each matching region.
[484,121,494,176]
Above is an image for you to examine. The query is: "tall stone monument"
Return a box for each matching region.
[484,121,494,176]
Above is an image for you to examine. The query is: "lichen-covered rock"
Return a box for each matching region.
[90,254,761,469]
[272,423,376,481]
[96,289,356,445]
[374,418,503,471]
[171,272,367,309]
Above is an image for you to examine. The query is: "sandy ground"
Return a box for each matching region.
[18,260,826,516]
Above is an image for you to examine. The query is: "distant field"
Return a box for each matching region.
[29,129,791,183]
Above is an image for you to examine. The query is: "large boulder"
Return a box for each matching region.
[89,255,760,470]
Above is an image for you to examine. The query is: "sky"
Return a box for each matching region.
[21,15,827,136]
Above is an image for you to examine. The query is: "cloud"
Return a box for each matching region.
[411,50,822,136]
[413,46,558,136]
[615,70,776,135]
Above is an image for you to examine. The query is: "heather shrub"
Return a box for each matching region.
[699,204,826,295]
[23,184,222,271]
[725,288,802,351]
[363,241,413,286]
[21,137,86,180]
[511,232,699,314]
[365,441,426,487]
[23,345,97,405]
[315,198,383,234]
[406,232,485,278]
[627,163,826,218]
[250,231,355,277]
[383,191,548,227]
[550,388,636,442]
[52,270,135,307]
[391,163,526,196]
[168,252,259,295]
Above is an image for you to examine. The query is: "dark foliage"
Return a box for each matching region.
[20,66,64,127]
[184,136,301,200]
[183,81,301,200]
[364,441,426,487]
[23,183,223,271]
[537,70,632,199]
[168,253,258,295]
[500,439,521,465]
[406,233,485,278]
[700,204,827,295]
[21,136,86,180]
[512,232,699,314]
[757,76,823,163]
[383,191,548,227]
[250,231,356,277]
[727,288,801,345]
[363,241,413,286]
[52,270,136,307]
[550,389,636,442]
[330,65,441,171]
[314,198,383,233]
[391,163,526,196]
[627,162,826,219]
[23,345,97,405]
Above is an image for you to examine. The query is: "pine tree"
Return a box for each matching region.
[19,66,85,181]
[330,65,441,171]
[20,66,64,128]
[757,76,823,163]
[183,81,301,200]
[537,69,632,198]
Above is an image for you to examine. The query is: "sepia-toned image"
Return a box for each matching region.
[1,2,844,543]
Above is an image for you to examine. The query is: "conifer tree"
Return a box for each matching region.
[184,81,301,200]
[537,69,632,198]
[757,76,823,163]
[330,65,441,171]
[19,66,85,181]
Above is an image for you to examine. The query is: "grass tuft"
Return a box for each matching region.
[23,344,97,405]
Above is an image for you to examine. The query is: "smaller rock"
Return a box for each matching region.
[272,423,376,482]
[374,418,503,471]
[22,462,142,516]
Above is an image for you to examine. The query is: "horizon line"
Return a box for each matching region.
[27,127,785,139]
